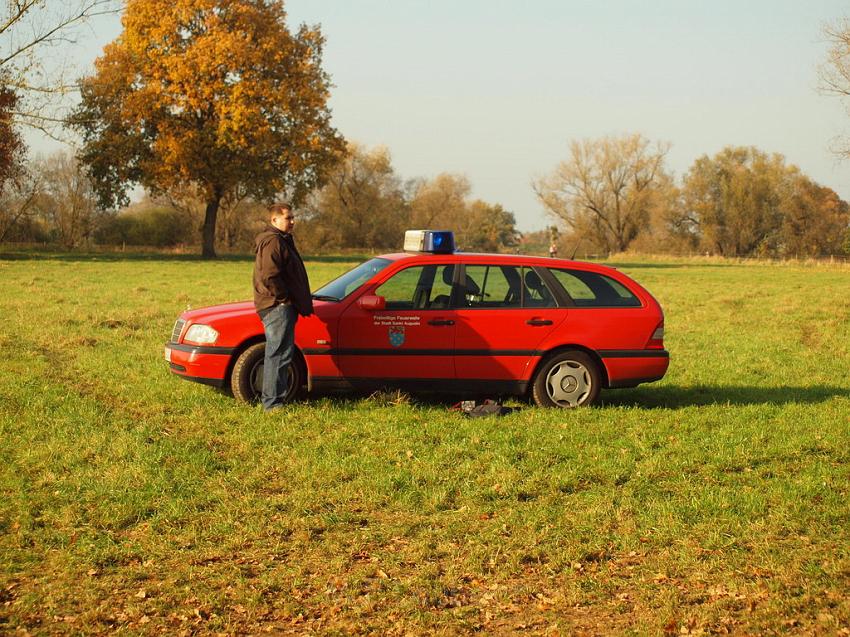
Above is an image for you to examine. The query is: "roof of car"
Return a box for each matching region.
[376,251,618,273]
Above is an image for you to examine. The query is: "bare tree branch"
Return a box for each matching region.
[819,17,850,157]
[0,163,42,242]
[1,1,119,66]
[533,134,670,254]
[1,0,123,134]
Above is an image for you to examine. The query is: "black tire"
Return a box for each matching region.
[230,342,302,404]
[531,349,601,408]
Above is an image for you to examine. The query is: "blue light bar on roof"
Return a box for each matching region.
[403,230,456,253]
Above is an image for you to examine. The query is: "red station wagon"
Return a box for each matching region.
[165,231,669,408]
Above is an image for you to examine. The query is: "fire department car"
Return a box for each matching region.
[164,231,669,407]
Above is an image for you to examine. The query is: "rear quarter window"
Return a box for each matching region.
[548,268,642,307]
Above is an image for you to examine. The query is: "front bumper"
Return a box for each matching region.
[164,341,235,388]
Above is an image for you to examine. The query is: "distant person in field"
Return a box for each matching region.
[549,243,558,258]
[252,202,313,411]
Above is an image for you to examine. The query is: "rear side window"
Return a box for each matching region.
[461,265,556,309]
[548,269,641,307]
[462,265,521,308]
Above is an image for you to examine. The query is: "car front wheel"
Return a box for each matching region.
[532,350,601,408]
[230,342,302,404]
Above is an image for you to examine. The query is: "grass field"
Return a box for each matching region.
[0,251,848,635]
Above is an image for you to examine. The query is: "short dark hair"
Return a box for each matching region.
[268,202,292,217]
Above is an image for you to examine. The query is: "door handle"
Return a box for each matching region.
[526,318,553,326]
[428,319,455,326]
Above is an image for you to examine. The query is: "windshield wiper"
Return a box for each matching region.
[311,294,339,302]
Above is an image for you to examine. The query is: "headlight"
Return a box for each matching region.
[183,324,219,344]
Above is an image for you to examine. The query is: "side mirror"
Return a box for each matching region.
[357,294,386,311]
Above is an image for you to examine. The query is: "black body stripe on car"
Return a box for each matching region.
[597,350,669,359]
[166,342,669,359]
[303,348,536,356]
[166,342,237,355]
[302,348,669,358]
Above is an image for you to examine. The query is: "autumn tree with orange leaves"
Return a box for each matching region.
[71,0,345,257]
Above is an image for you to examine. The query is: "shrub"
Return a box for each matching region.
[95,206,191,247]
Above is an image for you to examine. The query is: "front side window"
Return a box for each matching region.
[548,268,641,307]
[376,264,454,310]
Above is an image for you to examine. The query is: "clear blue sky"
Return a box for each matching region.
[30,0,850,231]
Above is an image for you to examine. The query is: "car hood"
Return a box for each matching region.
[181,301,256,325]
[180,299,334,325]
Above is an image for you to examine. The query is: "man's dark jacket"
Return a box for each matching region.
[253,226,314,316]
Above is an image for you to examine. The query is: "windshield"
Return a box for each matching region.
[312,257,393,301]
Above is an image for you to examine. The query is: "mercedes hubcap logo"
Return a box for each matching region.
[561,376,578,392]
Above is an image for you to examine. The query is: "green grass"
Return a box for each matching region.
[0,252,848,635]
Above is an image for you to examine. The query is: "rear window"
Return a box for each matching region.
[548,268,641,307]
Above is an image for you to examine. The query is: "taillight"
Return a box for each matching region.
[647,321,664,349]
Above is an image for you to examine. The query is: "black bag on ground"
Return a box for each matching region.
[452,399,511,417]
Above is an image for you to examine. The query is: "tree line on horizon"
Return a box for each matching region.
[535,135,850,259]
[3,138,850,260]
[1,1,850,259]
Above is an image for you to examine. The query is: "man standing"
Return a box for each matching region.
[252,203,313,411]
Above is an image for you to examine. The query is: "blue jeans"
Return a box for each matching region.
[259,303,298,410]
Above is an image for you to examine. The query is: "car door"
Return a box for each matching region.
[452,263,566,382]
[337,263,457,383]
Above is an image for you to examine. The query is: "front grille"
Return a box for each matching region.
[171,318,186,343]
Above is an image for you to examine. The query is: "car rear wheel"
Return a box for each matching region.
[230,342,302,404]
[532,350,601,408]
